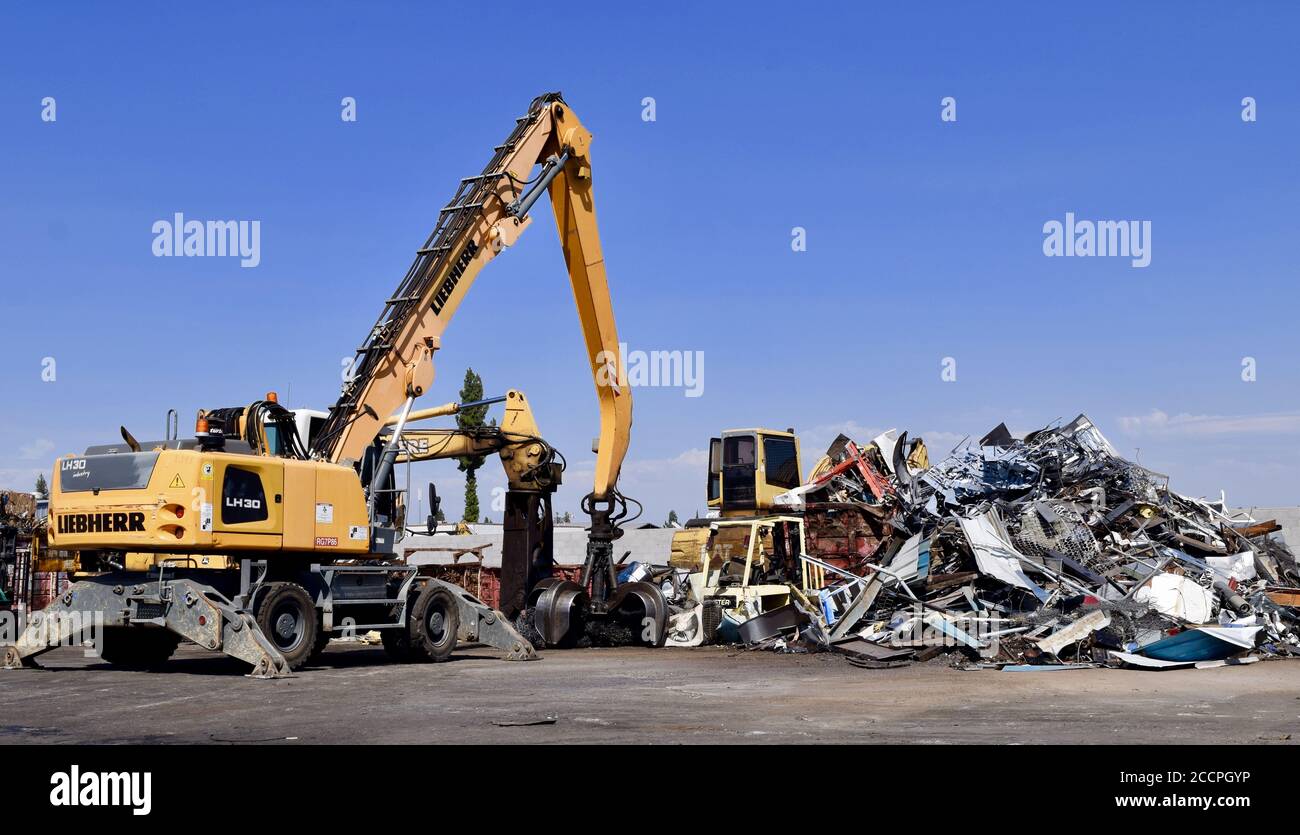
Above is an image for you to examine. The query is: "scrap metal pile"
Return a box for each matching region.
[687,415,1300,670]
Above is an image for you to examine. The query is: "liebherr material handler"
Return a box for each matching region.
[4,93,666,677]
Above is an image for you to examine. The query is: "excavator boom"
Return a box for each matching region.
[312,92,629,506]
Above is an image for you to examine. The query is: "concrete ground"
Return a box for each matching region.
[1,642,1298,744]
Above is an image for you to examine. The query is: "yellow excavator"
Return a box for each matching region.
[670,426,926,581]
[668,429,806,588]
[4,92,665,677]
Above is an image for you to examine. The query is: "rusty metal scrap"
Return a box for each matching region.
[751,414,1300,670]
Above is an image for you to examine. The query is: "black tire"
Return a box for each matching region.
[97,627,179,670]
[381,627,416,663]
[254,582,318,671]
[409,584,459,662]
[308,629,331,663]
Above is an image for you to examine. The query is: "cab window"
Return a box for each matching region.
[763,437,799,489]
[723,436,755,467]
[722,435,757,508]
[707,437,721,503]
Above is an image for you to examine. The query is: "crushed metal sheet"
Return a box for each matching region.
[1132,573,1214,624]
[1138,625,1261,662]
[957,511,1050,602]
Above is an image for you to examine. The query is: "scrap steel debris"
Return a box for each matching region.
[666,415,1300,670]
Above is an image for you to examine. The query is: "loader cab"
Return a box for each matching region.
[290,409,329,454]
[201,397,327,461]
[708,429,801,516]
[256,407,328,458]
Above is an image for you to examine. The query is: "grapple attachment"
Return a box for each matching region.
[527,498,667,648]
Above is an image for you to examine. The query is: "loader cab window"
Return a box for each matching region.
[707,437,721,503]
[763,437,799,489]
[263,413,311,458]
[724,435,755,466]
[263,424,284,456]
[722,434,757,508]
[222,466,268,524]
[306,416,326,451]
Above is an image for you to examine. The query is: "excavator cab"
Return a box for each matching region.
[671,429,804,581]
[666,429,810,637]
[708,429,802,517]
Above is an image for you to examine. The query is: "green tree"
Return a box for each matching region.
[667,509,679,526]
[457,368,489,522]
[34,473,48,498]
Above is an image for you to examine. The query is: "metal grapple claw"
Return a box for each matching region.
[531,578,590,647]
[606,581,668,647]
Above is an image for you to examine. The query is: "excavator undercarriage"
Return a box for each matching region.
[2,556,537,677]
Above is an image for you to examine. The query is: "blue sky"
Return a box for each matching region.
[2,3,1298,522]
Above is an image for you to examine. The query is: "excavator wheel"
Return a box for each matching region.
[97,627,180,670]
[254,582,319,671]
[409,584,459,662]
[381,627,417,663]
[308,629,331,663]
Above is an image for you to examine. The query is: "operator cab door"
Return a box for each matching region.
[721,433,757,512]
[213,457,284,545]
[707,437,722,510]
[755,433,800,509]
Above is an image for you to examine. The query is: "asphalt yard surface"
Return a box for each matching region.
[2,642,1297,744]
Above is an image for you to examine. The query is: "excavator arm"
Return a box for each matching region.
[311,92,629,503]
[389,389,562,493]
[310,93,660,643]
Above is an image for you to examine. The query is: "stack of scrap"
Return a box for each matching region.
[2,491,41,607]
[774,433,906,571]
[762,415,1300,670]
